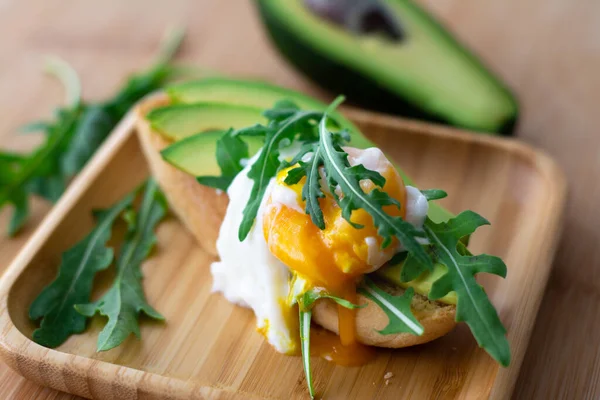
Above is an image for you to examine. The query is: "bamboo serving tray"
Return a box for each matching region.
[0,107,566,400]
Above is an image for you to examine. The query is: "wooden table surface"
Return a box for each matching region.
[0,0,598,399]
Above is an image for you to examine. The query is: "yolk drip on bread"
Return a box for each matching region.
[263,147,407,362]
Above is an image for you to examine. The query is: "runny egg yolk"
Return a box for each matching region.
[262,147,407,361]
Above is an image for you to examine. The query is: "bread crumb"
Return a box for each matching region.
[384,372,394,380]
[385,380,390,386]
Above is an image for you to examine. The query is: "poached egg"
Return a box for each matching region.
[210,146,428,355]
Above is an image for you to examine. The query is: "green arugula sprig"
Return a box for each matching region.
[297,288,363,399]
[359,276,423,335]
[29,192,135,347]
[405,212,510,366]
[196,129,249,191]
[76,180,167,351]
[0,59,81,236]
[420,189,448,201]
[0,27,185,236]
[29,179,167,350]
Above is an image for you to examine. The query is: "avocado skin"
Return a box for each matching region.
[256,0,518,135]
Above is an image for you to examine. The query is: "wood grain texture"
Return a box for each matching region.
[0,107,565,399]
[0,0,597,399]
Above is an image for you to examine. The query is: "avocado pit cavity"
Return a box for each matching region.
[304,0,405,42]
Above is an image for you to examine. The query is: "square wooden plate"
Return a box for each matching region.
[0,107,566,400]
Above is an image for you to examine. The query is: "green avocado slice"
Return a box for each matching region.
[147,103,267,141]
[255,0,518,134]
[377,262,457,304]
[161,130,263,177]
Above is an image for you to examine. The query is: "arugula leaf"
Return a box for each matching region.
[284,145,326,229]
[318,116,432,269]
[19,121,52,134]
[61,27,186,176]
[196,129,248,191]
[422,211,510,366]
[0,151,26,162]
[387,251,408,266]
[29,193,134,348]
[298,287,364,311]
[299,310,314,399]
[8,192,28,237]
[76,180,167,351]
[61,105,116,176]
[262,99,301,121]
[297,287,361,399]
[27,175,67,203]
[359,276,423,335]
[0,58,81,237]
[421,189,448,201]
[0,27,185,237]
[1,107,81,236]
[234,123,271,138]
[400,252,431,282]
[195,176,231,192]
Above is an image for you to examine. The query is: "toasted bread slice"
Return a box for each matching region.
[134,95,457,348]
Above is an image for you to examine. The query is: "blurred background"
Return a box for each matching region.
[0,0,599,398]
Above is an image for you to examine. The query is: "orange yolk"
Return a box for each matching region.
[262,147,407,363]
[310,324,376,366]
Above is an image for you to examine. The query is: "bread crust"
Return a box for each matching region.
[134,95,457,348]
[135,95,228,257]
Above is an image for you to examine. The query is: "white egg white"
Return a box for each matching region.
[210,147,429,354]
[210,153,296,354]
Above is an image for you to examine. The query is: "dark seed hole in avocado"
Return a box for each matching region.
[358,7,404,41]
[304,0,405,42]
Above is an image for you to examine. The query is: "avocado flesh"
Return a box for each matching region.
[257,0,518,133]
[161,130,263,176]
[147,103,267,141]
[169,77,327,109]
[377,262,457,304]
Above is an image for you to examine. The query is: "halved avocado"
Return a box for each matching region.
[256,0,518,134]
[147,103,267,141]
